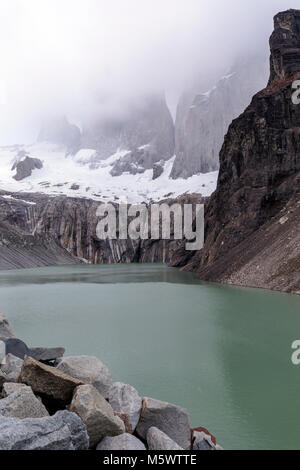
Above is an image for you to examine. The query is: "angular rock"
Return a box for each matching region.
[0,314,15,341]
[147,427,184,450]
[1,354,23,381]
[5,338,30,360]
[70,384,125,448]
[0,387,49,419]
[192,429,217,450]
[57,355,112,398]
[29,347,65,363]
[2,382,29,397]
[136,397,190,449]
[0,410,89,450]
[97,433,146,451]
[18,356,83,403]
[109,382,142,431]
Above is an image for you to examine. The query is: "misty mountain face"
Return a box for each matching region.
[81,94,175,176]
[38,116,81,154]
[170,58,269,179]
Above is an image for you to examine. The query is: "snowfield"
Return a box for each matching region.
[0,142,218,203]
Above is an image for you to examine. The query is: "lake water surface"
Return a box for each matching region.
[0,263,300,450]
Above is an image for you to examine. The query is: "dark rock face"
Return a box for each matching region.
[38,116,81,153]
[12,157,43,181]
[81,94,175,175]
[5,339,30,360]
[171,58,268,178]
[171,9,300,294]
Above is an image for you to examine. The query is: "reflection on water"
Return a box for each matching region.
[0,263,300,450]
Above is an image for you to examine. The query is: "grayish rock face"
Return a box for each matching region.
[0,371,7,389]
[136,397,190,449]
[171,57,269,178]
[1,354,23,382]
[70,384,125,448]
[109,382,142,431]
[0,314,15,341]
[12,156,43,181]
[2,382,30,397]
[0,410,89,450]
[0,387,49,419]
[56,355,113,398]
[5,338,30,360]
[81,94,175,175]
[38,116,81,153]
[97,433,146,451]
[147,426,184,450]
[29,347,65,363]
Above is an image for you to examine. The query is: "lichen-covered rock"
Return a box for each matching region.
[0,387,49,419]
[1,354,23,381]
[0,314,15,341]
[147,427,184,450]
[109,382,142,431]
[97,433,146,451]
[70,384,125,448]
[0,410,89,450]
[2,382,29,397]
[57,355,112,398]
[18,356,83,403]
[136,397,190,449]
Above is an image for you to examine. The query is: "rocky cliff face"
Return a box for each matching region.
[0,192,201,269]
[171,9,300,294]
[171,58,268,178]
[81,94,175,176]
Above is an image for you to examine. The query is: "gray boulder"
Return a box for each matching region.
[109,382,142,431]
[1,354,23,381]
[57,355,112,398]
[0,314,15,341]
[5,338,30,360]
[0,370,7,389]
[0,387,49,419]
[97,433,146,451]
[70,384,125,448]
[12,156,43,181]
[29,347,65,363]
[2,382,29,397]
[147,427,184,450]
[136,397,190,449]
[0,410,89,450]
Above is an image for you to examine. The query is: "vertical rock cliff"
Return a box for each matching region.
[171,58,268,178]
[171,9,300,293]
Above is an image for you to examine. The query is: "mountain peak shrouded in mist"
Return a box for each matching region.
[0,0,295,146]
[38,116,81,153]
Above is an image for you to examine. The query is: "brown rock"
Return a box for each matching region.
[18,356,83,404]
[114,412,133,434]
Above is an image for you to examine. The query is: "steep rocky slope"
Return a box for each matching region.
[171,9,300,294]
[171,57,268,178]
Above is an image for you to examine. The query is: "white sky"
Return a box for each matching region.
[0,0,295,145]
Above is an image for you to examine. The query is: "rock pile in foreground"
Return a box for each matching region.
[0,314,222,451]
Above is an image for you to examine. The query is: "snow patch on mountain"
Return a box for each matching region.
[0,142,218,203]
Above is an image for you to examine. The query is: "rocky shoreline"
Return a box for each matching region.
[0,314,222,451]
